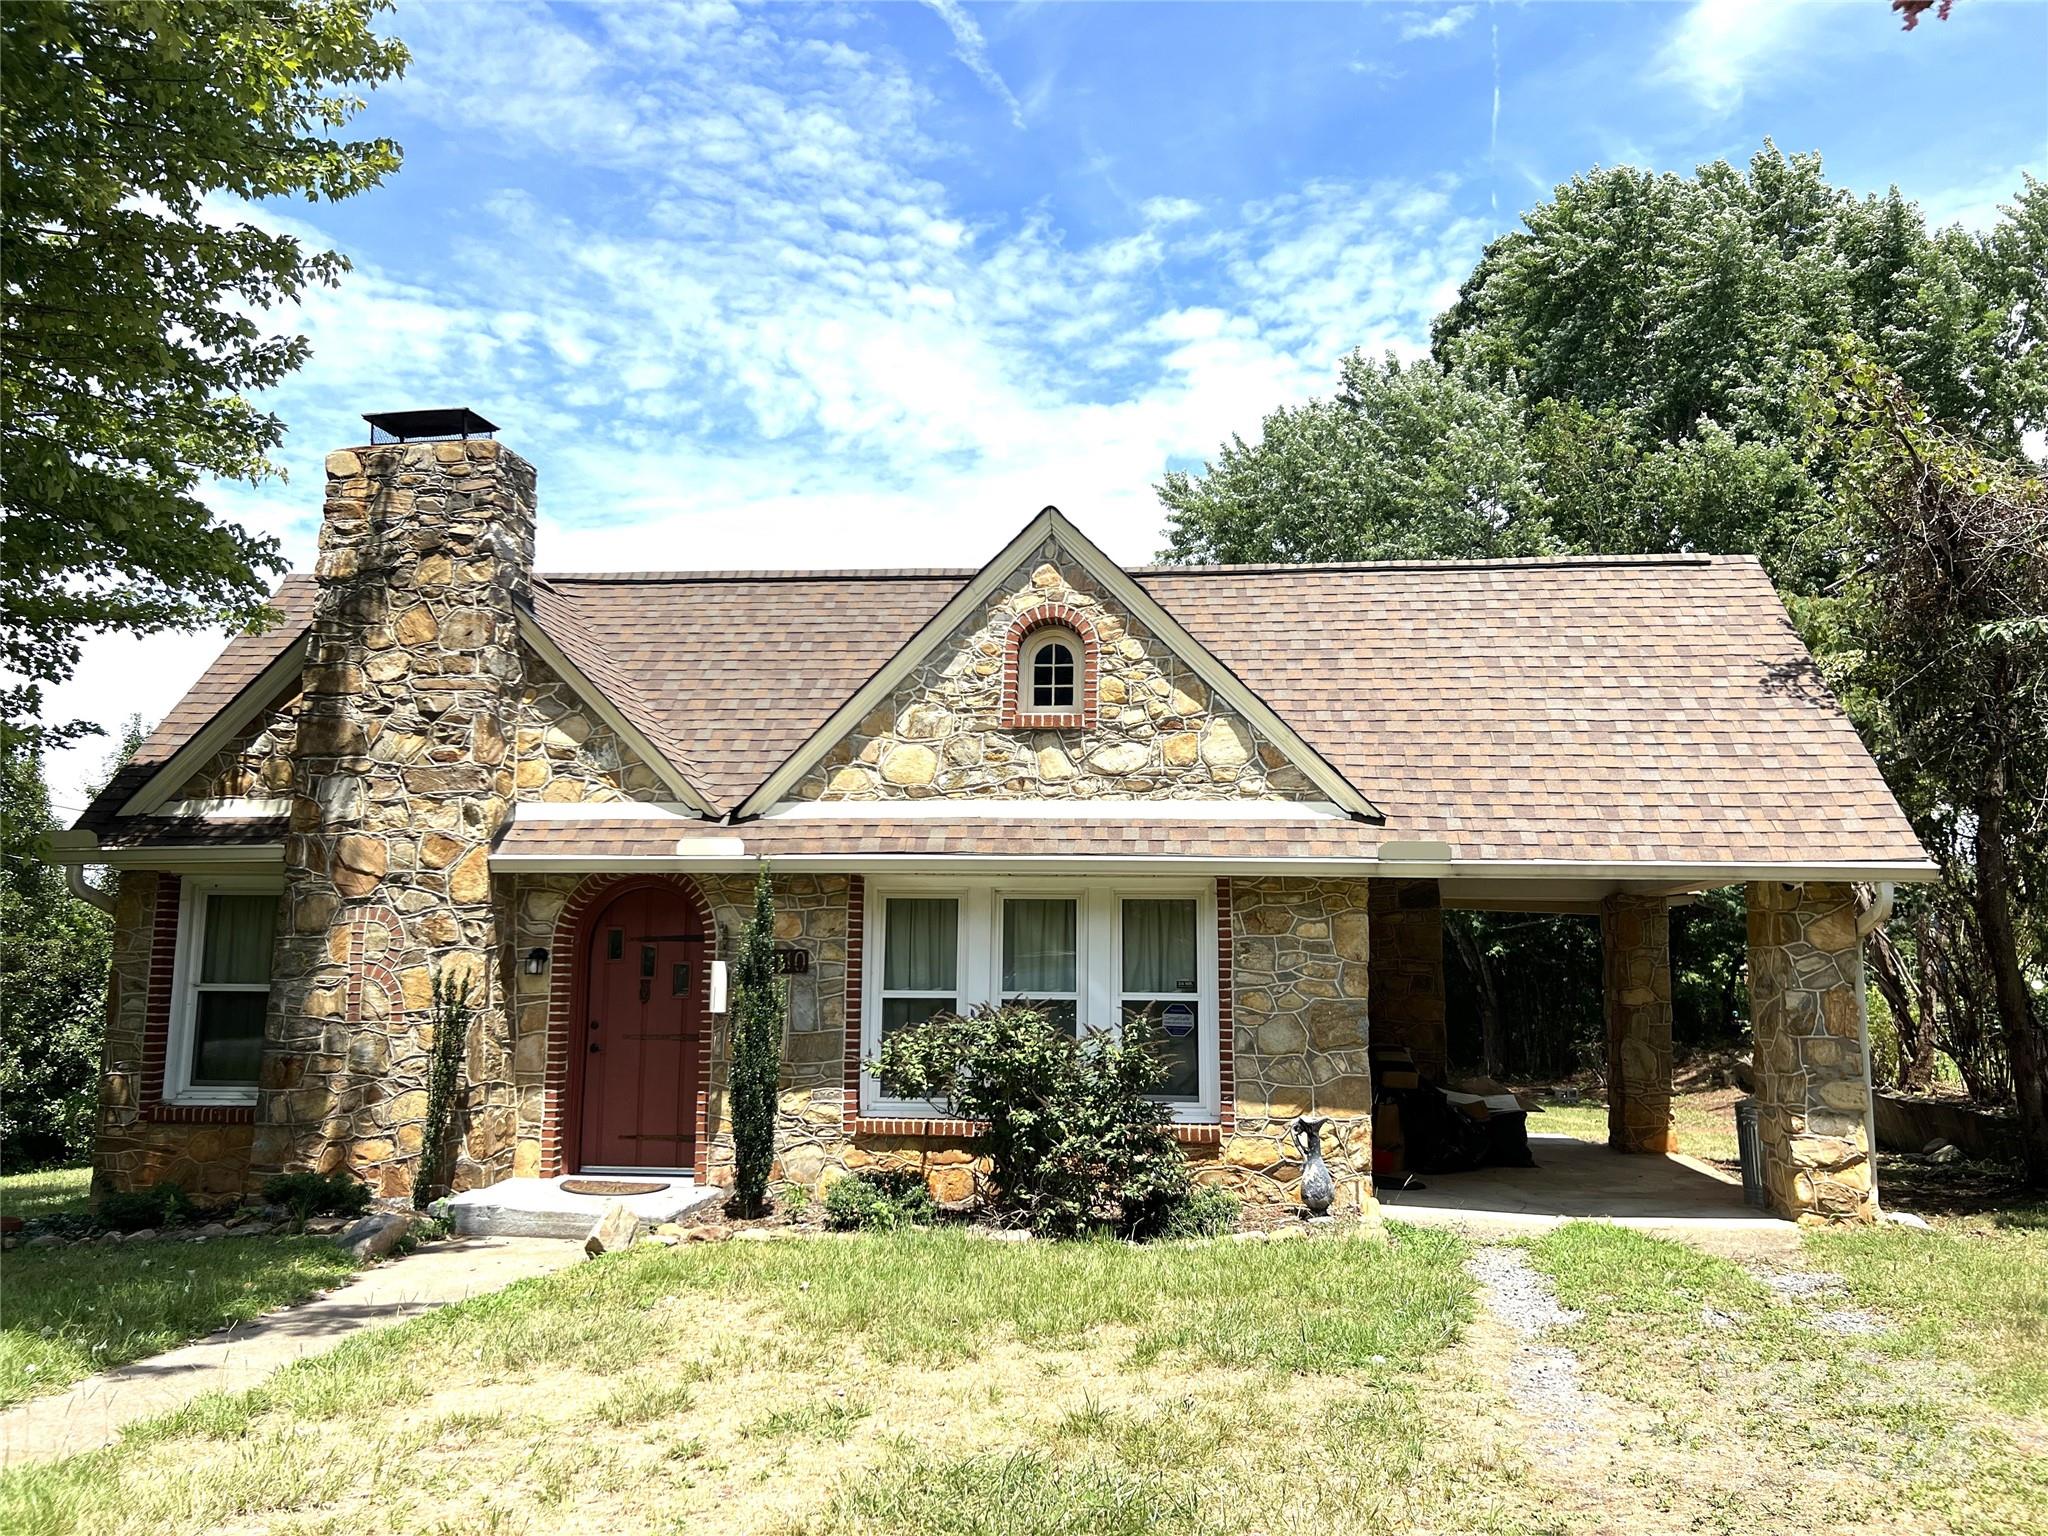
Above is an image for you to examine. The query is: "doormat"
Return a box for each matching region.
[561,1178,670,1197]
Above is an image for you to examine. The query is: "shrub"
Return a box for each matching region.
[98,1182,193,1232]
[1160,1185,1242,1239]
[875,1005,1195,1239]
[728,864,787,1218]
[822,1169,938,1232]
[262,1170,373,1227]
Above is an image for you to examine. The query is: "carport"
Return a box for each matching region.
[1362,867,1907,1227]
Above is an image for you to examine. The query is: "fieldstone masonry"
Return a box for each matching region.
[799,544,1318,803]
[250,439,537,1197]
[1746,880,1877,1224]
[1366,878,1446,1081]
[1226,878,1374,1213]
[1601,892,1676,1154]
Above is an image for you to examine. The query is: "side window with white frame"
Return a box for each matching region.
[862,879,1218,1121]
[168,879,279,1103]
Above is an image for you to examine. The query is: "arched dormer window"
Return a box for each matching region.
[1024,628,1078,711]
[1003,603,1099,729]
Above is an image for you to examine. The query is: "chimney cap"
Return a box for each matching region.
[362,408,498,444]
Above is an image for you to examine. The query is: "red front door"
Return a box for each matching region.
[579,884,704,1171]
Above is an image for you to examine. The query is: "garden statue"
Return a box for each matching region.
[1291,1113,1335,1215]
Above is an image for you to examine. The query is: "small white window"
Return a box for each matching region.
[876,896,960,1099]
[1022,629,1078,711]
[1001,896,1079,1034]
[1121,898,1202,1102]
[168,878,279,1104]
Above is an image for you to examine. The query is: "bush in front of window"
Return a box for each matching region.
[821,1168,938,1232]
[875,1005,1201,1240]
[97,1182,194,1232]
[262,1170,373,1230]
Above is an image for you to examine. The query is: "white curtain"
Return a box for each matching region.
[1003,899,1076,993]
[1122,899,1196,994]
[201,893,275,984]
[883,898,957,990]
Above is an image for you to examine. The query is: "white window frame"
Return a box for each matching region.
[862,877,1219,1123]
[1020,628,1080,711]
[166,875,281,1106]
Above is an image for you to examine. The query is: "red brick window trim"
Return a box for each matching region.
[853,1116,1223,1146]
[137,872,258,1126]
[1217,877,1236,1138]
[1001,602,1100,730]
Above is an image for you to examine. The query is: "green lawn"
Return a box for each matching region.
[4,1213,2043,1536]
[0,1167,92,1224]
[1526,1220,2048,1535]
[1,1237,360,1408]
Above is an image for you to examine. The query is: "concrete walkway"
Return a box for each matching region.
[1,1235,578,1468]
[1377,1134,1802,1255]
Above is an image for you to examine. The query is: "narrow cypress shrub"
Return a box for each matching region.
[728,864,786,1217]
[413,970,472,1210]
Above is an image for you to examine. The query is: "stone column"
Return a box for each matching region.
[1227,878,1375,1215]
[1600,892,1675,1153]
[1366,878,1446,1082]
[1746,881,1877,1224]
[252,436,536,1197]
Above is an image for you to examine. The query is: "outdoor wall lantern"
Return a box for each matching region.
[523,948,550,976]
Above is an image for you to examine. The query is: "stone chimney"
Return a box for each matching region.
[252,421,537,1196]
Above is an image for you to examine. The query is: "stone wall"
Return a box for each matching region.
[91,873,256,1203]
[1747,881,1876,1224]
[1223,877,1374,1212]
[513,650,670,804]
[504,872,852,1185]
[1601,892,1676,1154]
[1366,878,1445,1082]
[251,439,536,1198]
[170,684,301,801]
[797,544,1317,802]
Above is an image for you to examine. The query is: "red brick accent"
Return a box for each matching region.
[1000,601,1100,730]
[339,903,405,1027]
[1217,877,1235,1138]
[545,873,716,1179]
[138,874,256,1125]
[843,875,864,1127]
[853,1117,1222,1145]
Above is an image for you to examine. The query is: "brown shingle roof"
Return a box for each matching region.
[78,555,1929,869]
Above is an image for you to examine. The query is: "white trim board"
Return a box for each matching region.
[761,798,1352,821]
[732,507,1383,822]
[119,637,310,816]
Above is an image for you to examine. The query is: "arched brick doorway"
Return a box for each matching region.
[550,874,715,1177]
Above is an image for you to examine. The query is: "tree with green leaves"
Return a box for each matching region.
[1800,347,2048,1183]
[1160,352,1557,565]
[727,865,786,1217]
[0,747,111,1168]
[1,0,408,749]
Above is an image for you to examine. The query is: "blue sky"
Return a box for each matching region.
[45,0,2048,811]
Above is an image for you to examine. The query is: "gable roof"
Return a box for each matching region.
[729,507,1382,820]
[72,548,1933,873]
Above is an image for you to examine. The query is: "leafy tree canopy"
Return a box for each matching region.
[1164,145,2046,598]
[1,0,407,748]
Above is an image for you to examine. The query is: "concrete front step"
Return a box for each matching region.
[446,1176,724,1240]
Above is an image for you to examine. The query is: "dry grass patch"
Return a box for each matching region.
[2,1226,1516,1536]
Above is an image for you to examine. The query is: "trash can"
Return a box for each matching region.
[1734,1096,1766,1208]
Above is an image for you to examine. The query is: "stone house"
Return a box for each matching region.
[53,416,1934,1225]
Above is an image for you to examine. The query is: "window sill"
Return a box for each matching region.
[145,1100,257,1125]
[854,1115,1224,1146]
[1003,710,1088,730]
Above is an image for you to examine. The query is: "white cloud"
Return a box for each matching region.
[1399,6,1475,43]
[37,1,1485,811]
[919,0,1027,128]
[1139,196,1204,224]
[1653,0,1816,115]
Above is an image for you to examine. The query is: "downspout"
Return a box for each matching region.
[66,862,117,915]
[1856,881,1896,938]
